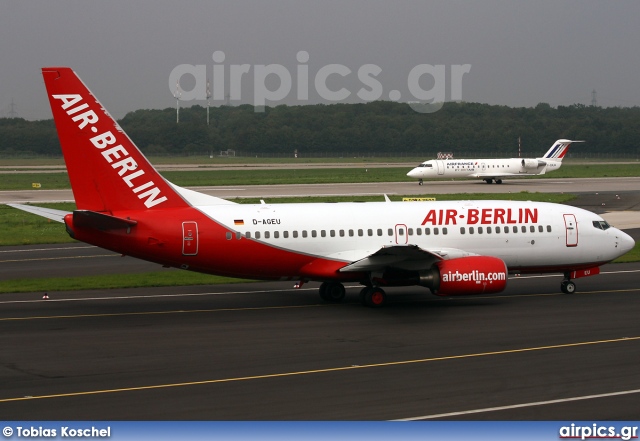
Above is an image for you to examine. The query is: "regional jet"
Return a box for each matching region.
[407,139,582,185]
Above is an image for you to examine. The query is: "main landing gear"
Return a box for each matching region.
[318,281,346,302]
[484,178,503,184]
[317,282,388,307]
[418,179,424,186]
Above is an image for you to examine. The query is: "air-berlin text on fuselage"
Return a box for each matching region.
[421,208,538,225]
[51,94,167,208]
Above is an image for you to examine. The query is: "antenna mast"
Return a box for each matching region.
[591,89,598,107]
[8,98,18,118]
[174,81,181,123]
[206,79,212,126]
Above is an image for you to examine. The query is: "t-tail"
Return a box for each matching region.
[42,67,190,213]
[540,139,583,161]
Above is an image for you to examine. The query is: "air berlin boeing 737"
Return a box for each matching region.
[407,139,582,185]
[9,68,635,307]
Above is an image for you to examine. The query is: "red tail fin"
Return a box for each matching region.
[42,67,189,212]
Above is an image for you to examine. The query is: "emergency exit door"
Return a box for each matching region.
[182,221,199,255]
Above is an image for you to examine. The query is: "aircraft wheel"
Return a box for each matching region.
[484,179,493,184]
[561,280,576,294]
[319,281,345,302]
[418,179,424,186]
[363,287,387,308]
[496,179,503,184]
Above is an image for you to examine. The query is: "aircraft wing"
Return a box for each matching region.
[7,203,70,223]
[339,244,477,272]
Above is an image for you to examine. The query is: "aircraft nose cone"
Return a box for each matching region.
[619,230,636,255]
[407,169,419,178]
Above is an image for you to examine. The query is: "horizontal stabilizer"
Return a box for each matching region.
[73,210,138,230]
[7,204,70,223]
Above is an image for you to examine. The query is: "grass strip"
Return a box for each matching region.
[0,271,251,294]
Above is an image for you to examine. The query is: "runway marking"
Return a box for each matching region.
[0,254,116,263]
[394,388,640,420]
[1,285,639,307]
[0,302,334,321]
[0,336,637,403]
[0,246,96,253]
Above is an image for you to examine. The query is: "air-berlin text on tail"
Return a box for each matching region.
[51,94,168,208]
[421,208,538,226]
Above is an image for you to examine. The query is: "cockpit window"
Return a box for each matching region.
[592,220,611,230]
[418,163,433,167]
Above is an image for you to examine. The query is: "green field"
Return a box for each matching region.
[2,163,640,191]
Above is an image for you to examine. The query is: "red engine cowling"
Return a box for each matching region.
[432,256,507,296]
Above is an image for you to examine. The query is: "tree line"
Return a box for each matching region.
[1,101,639,157]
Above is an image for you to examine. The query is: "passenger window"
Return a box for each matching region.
[330,230,335,237]
[460,227,466,234]
[367,229,373,236]
[246,232,252,239]
[293,231,298,238]
[487,226,492,234]
[255,231,261,239]
[283,231,289,238]
[503,227,508,234]
[538,225,543,233]
[265,231,270,239]
[469,227,474,234]
[339,230,345,237]
[425,228,431,235]
[321,230,326,237]
[530,226,535,233]
[349,229,354,237]
[416,228,422,236]
[399,229,404,236]
[377,229,383,236]
[388,228,393,236]
[478,227,483,234]
[434,228,439,235]
[547,225,552,232]
[358,229,364,237]
[408,228,413,236]
[274,231,280,239]
[226,232,232,240]
[495,226,500,233]
[521,226,526,233]
[301,230,307,238]
[311,230,316,238]
[513,226,518,233]
[236,232,242,240]
[443,227,448,235]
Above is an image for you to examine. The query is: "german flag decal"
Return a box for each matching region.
[234,219,244,225]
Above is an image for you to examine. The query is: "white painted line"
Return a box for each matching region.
[393,388,640,420]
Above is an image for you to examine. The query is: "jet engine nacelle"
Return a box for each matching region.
[521,158,546,170]
[418,256,508,296]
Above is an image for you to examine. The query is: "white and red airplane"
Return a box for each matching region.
[8,68,635,307]
[407,139,582,185]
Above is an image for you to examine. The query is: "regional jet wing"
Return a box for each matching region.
[339,244,477,272]
[7,203,70,223]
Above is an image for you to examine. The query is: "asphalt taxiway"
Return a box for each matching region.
[1,177,639,420]
[0,265,639,420]
[3,176,640,204]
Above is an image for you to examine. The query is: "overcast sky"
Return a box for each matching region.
[1,0,639,120]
